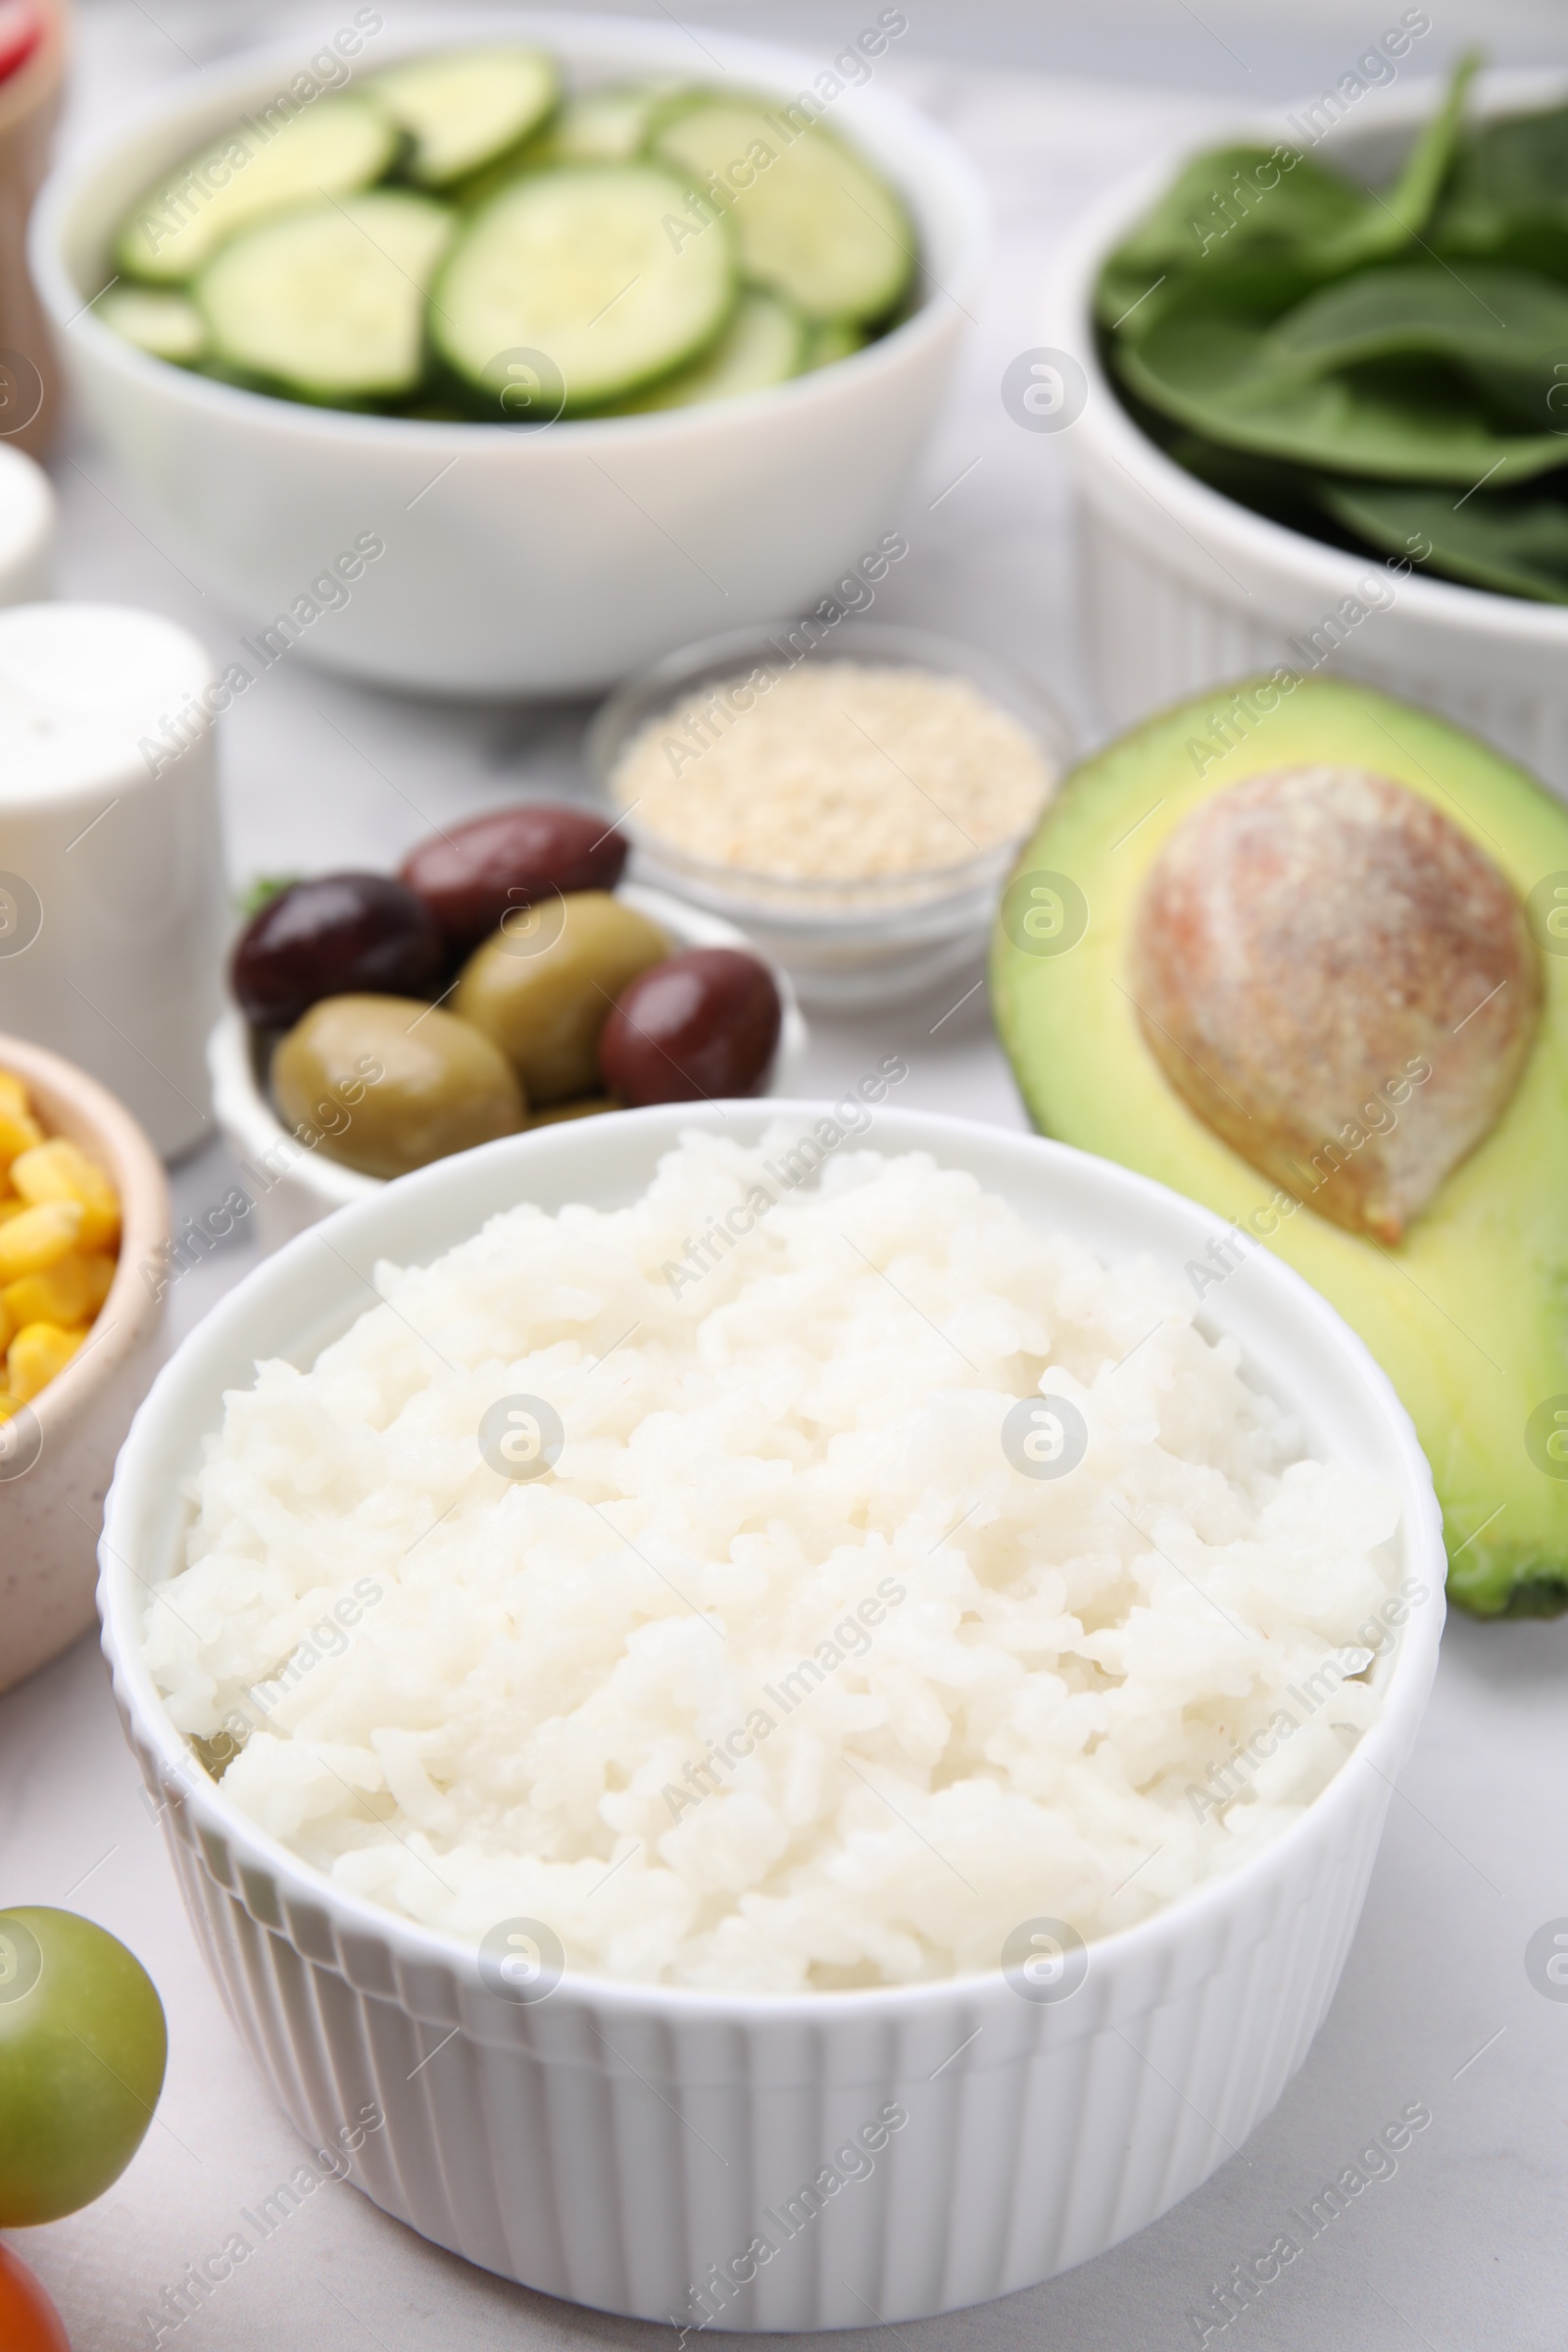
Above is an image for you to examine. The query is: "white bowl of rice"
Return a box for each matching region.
[99,1101,1444,2325]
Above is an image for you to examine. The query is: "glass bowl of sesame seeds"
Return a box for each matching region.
[585,621,1073,1009]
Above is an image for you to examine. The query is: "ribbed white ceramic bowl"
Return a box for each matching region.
[1046,70,1568,791]
[98,1103,1445,2326]
[32,13,987,697]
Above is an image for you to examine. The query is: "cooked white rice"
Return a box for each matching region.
[146,1131,1403,1993]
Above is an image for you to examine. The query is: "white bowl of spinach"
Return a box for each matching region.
[1048,65,1568,786]
[1098,58,1568,605]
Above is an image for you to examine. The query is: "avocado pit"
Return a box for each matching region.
[1127,763,1541,1243]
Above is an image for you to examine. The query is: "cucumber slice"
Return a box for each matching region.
[431,164,736,415]
[195,191,454,405]
[804,318,867,369]
[372,48,558,188]
[537,80,683,166]
[452,82,680,210]
[607,288,807,411]
[115,94,399,285]
[651,96,914,322]
[97,285,207,365]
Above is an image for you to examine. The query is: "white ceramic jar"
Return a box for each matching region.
[1044,71,1568,791]
[0,604,227,1157]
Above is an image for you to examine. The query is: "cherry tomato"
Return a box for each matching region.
[0,1908,167,2226]
[0,4,42,85]
[0,2242,70,2350]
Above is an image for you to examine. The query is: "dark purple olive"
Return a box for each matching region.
[598,949,781,1106]
[229,873,445,1030]
[400,805,628,954]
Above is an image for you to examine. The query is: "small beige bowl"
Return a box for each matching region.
[0,1031,169,1692]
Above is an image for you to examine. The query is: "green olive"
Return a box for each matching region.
[453,891,667,1104]
[270,994,525,1179]
[527,1095,619,1128]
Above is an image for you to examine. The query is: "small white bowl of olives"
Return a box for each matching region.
[210,803,807,1252]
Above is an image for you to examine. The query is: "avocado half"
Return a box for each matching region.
[992,672,1568,1618]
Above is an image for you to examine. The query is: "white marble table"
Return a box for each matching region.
[4,8,1566,2348]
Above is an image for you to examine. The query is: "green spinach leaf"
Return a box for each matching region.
[1118,295,1568,484]
[1096,56,1479,338]
[1311,50,1478,271]
[1268,262,1568,430]
[1095,145,1367,337]
[1436,100,1568,270]
[1321,475,1568,602]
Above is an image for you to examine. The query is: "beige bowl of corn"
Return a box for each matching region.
[0,1034,169,1691]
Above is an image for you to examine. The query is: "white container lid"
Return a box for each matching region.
[0,602,214,803]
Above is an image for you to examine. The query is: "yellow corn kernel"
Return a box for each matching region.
[8,1320,85,1402]
[9,1140,120,1252]
[0,1200,26,1228]
[0,1071,29,1119]
[0,1298,12,1354]
[0,1108,44,1171]
[4,1253,96,1329]
[0,1200,83,1281]
[80,1253,117,1315]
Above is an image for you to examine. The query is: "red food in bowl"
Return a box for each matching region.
[401,805,627,954]
[598,948,781,1104]
[0,3,41,83]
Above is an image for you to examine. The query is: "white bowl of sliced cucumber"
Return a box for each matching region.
[32,11,986,698]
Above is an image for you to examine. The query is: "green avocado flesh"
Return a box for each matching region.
[991,673,1568,1618]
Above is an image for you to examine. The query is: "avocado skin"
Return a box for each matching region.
[992,670,1568,1618]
